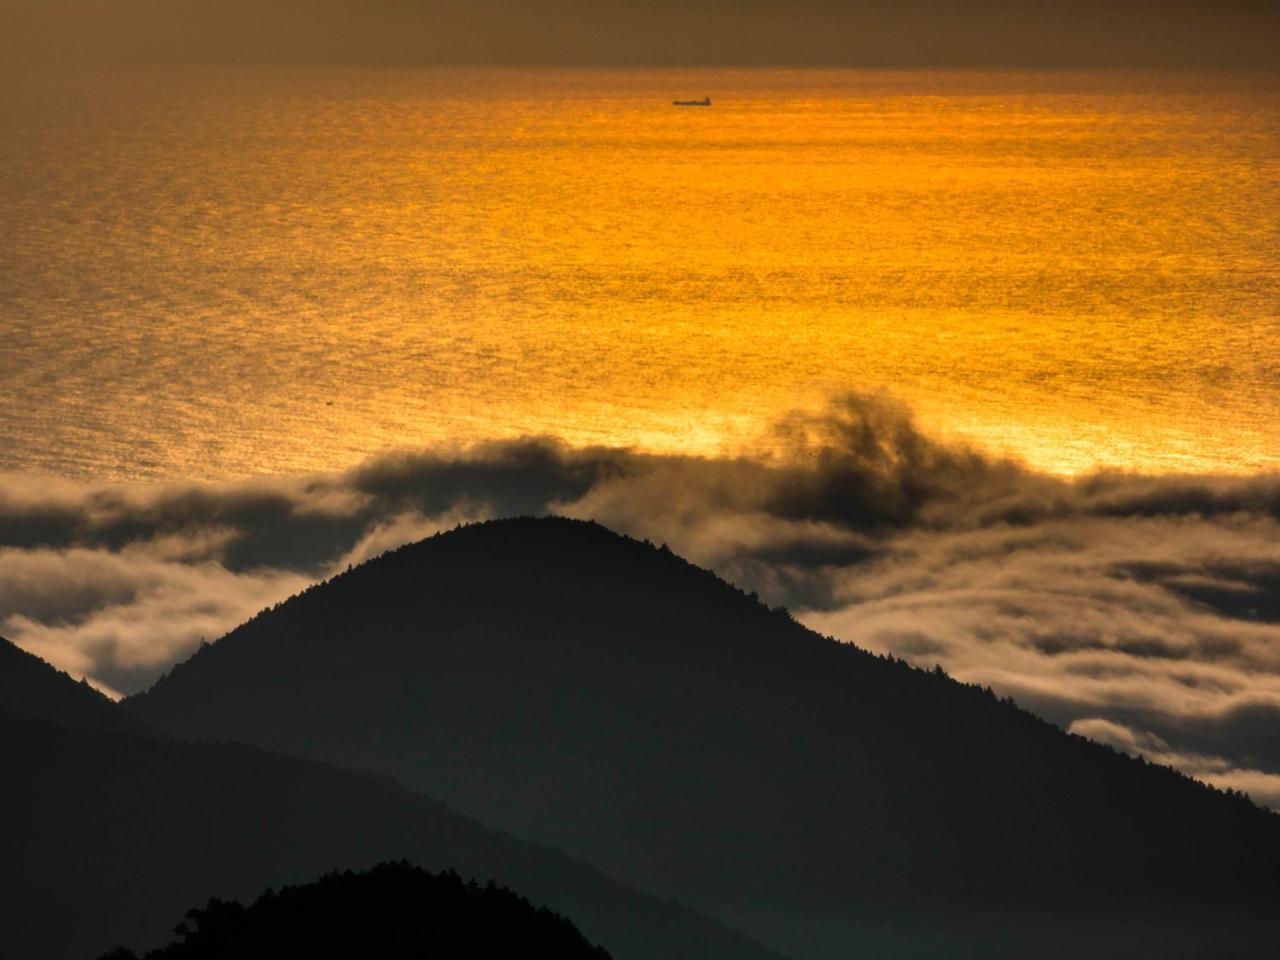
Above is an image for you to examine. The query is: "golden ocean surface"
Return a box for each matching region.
[2,67,1277,480]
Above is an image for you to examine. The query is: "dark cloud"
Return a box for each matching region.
[3,391,1279,805]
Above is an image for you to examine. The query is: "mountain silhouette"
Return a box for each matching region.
[128,517,1280,959]
[0,640,783,960]
[98,861,611,959]
[0,634,144,735]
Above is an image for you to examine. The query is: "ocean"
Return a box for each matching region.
[3,66,1277,480]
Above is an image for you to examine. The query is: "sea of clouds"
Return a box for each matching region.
[3,392,1279,807]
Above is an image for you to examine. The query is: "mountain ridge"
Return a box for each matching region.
[0,635,786,960]
[0,634,146,735]
[129,516,1280,959]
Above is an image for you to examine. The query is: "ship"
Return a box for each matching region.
[673,97,711,107]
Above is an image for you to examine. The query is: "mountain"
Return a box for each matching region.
[129,517,1280,959]
[0,646,783,960]
[99,861,610,959]
[0,635,144,734]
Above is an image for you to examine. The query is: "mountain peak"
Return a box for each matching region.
[130,518,1280,959]
[165,516,806,679]
[372,516,726,597]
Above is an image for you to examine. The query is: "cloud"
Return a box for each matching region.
[0,544,311,694]
[2,392,1279,806]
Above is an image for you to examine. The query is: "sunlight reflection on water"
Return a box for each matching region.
[2,66,1277,480]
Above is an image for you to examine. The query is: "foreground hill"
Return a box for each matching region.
[0,643,782,960]
[100,861,610,959]
[130,517,1280,959]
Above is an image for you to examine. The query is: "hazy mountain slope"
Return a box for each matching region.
[0,712,783,960]
[0,635,144,734]
[130,517,1280,959]
[99,861,610,959]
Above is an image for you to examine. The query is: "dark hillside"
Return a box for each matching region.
[130,517,1280,959]
[0,707,782,960]
[0,635,145,735]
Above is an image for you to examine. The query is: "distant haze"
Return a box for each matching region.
[5,1,1280,68]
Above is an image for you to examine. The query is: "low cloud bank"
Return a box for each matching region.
[3,392,1278,806]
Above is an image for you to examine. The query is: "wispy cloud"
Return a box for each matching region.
[3,392,1278,805]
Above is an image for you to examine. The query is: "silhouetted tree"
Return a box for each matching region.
[97,862,611,959]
